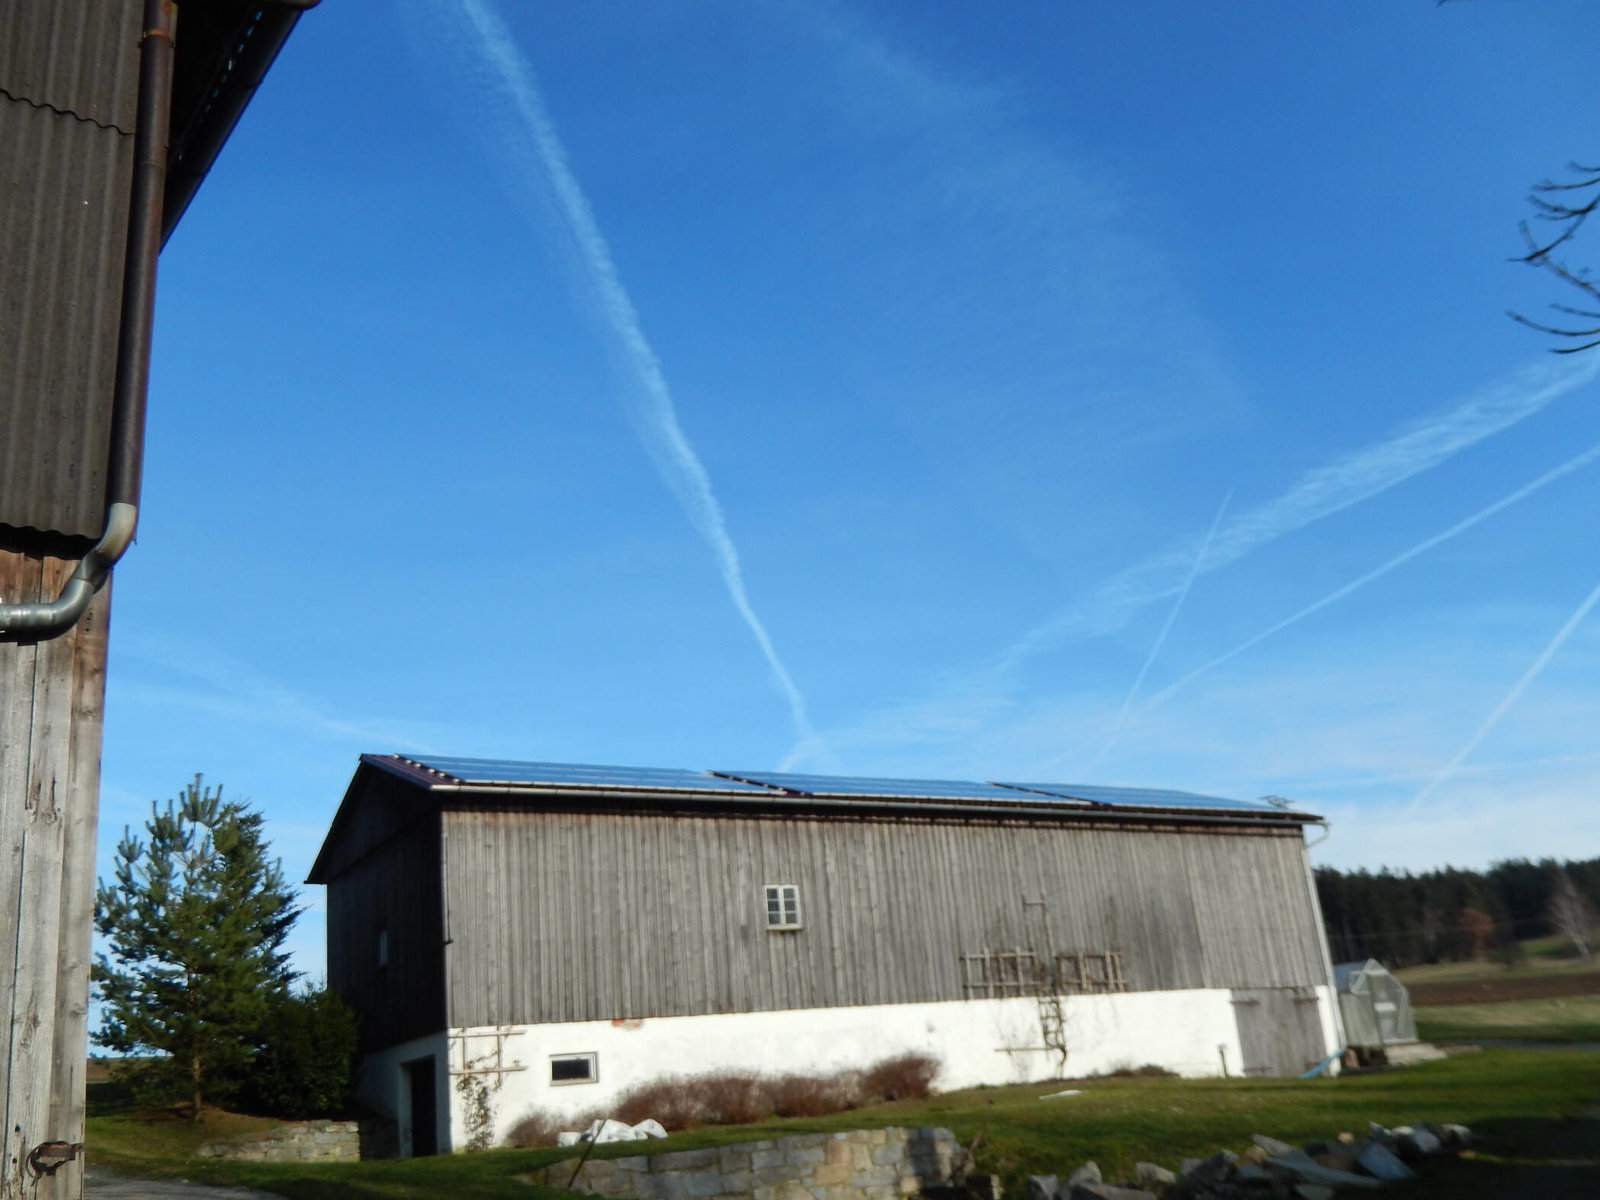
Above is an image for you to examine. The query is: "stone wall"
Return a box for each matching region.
[196,1119,365,1162]
[526,1127,962,1200]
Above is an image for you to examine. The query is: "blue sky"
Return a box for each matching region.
[103,1,1600,977]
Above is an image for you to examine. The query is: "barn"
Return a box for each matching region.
[309,755,1344,1157]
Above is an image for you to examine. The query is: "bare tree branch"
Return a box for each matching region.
[1511,163,1600,351]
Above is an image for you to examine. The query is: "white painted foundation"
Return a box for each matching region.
[467,990,1244,1147]
[355,1031,452,1156]
[357,989,1340,1154]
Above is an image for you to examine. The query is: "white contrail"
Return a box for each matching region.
[442,0,816,743]
[1142,437,1600,712]
[1072,489,1233,778]
[1002,355,1598,668]
[1409,574,1600,813]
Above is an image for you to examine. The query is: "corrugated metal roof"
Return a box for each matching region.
[364,754,1318,823]
[0,94,131,542]
[0,0,141,132]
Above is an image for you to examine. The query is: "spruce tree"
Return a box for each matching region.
[93,775,300,1118]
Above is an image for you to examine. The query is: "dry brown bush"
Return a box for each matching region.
[610,1076,706,1129]
[506,1051,942,1145]
[861,1052,939,1101]
[695,1072,770,1125]
[768,1070,860,1117]
[505,1107,569,1148]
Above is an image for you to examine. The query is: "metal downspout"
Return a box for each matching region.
[0,0,175,642]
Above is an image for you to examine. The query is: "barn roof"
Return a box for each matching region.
[2,0,315,546]
[379,754,1314,816]
[308,753,1321,883]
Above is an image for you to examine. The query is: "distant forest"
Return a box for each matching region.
[1315,857,1600,968]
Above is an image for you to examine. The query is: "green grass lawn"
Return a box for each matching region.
[1417,996,1600,1044]
[86,1050,1600,1200]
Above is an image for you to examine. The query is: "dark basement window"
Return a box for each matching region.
[550,1053,598,1085]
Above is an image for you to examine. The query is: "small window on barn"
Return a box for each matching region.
[377,929,389,969]
[550,1053,598,1085]
[764,884,802,930]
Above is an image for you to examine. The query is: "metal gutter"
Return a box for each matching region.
[0,0,173,642]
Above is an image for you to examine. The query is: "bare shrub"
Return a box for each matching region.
[611,1076,705,1129]
[696,1072,770,1125]
[861,1052,939,1102]
[506,1107,566,1148]
[1097,1062,1176,1079]
[507,1051,944,1146]
[769,1069,860,1117]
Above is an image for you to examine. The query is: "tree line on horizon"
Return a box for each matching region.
[1315,856,1600,968]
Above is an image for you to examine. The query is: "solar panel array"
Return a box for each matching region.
[389,756,1298,816]
[716,770,1097,806]
[401,756,779,794]
[999,782,1279,813]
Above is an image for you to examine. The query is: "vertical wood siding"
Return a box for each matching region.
[327,815,445,1052]
[437,809,1327,1030]
[0,550,110,1200]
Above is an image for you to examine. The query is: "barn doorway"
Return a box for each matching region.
[1230,987,1325,1076]
[404,1057,438,1157]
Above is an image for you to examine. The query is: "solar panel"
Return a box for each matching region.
[996,782,1280,813]
[402,756,779,794]
[387,756,1305,815]
[713,770,1091,805]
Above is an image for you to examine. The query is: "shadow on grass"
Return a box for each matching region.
[1414,1116,1600,1200]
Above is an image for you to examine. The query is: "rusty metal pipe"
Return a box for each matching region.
[106,0,175,512]
[0,0,174,641]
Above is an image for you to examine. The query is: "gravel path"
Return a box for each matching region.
[84,1167,282,1200]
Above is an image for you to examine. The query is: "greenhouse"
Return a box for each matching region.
[1333,958,1417,1048]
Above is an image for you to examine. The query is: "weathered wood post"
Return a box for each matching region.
[0,555,110,1200]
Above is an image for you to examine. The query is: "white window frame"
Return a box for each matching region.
[764,883,802,931]
[549,1052,599,1085]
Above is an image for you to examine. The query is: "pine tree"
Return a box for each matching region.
[93,775,300,1118]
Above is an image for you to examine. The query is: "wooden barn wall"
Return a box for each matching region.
[0,553,110,1200]
[313,763,440,883]
[440,809,1326,1029]
[326,813,445,1052]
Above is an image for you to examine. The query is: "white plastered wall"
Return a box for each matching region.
[436,989,1246,1148]
[355,1030,452,1156]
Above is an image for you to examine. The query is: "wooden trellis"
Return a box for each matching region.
[961,948,1128,997]
[448,1027,528,1080]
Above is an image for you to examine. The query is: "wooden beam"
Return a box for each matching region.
[1,546,110,1200]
